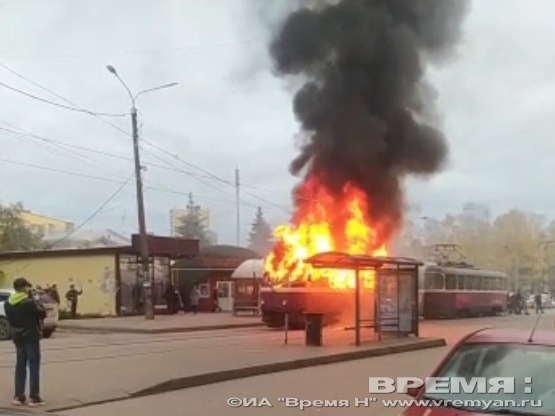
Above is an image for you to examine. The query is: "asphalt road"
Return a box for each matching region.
[58,311,554,416]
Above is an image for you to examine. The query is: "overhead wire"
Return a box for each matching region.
[0,128,267,209]
[0,122,224,182]
[0,64,263,182]
[1,175,134,272]
[0,125,131,179]
[0,81,126,117]
[0,156,266,209]
[0,64,294,213]
[0,120,294,206]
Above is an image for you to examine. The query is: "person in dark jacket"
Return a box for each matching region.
[48,284,60,304]
[212,288,221,313]
[535,293,544,314]
[4,277,46,407]
[65,284,82,319]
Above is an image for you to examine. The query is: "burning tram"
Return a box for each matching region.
[260,278,375,329]
[260,260,379,329]
[419,263,508,319]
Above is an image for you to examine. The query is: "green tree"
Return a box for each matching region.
[454,203,493,268]
[0,203,42,252]
[176,193,210,247]
[491,209,545,288]
[248,207,274,255]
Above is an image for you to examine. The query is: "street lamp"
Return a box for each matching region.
[107,65,178,320]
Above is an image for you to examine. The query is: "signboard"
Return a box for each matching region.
[131,234,199,258]
[377,269,417,335]
[378,271,399,333]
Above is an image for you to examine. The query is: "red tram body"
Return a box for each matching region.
[419,264,508,319]
[260,285,375,329]
[260,263,508,328]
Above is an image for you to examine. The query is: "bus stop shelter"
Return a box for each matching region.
[305,252,422,346]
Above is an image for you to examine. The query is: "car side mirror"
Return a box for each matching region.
[406,387,419,397]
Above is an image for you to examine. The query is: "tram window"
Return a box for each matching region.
[445,274,457,290]
[457,275,466,290]
[425,273,444,289]
[490,278,497,290]
[467,276,481,290]
[484,277,493,290]
[464,276,473,290]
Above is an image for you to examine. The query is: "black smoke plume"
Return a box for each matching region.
[270,0,467,242]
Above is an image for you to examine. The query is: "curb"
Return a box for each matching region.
[47,337,445,412]
[57,322,265,334]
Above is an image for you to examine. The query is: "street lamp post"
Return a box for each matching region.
[107,65,177,320]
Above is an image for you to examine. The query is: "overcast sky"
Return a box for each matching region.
[1,0,555,245]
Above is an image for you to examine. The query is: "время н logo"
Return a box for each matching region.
[369,377,522,394]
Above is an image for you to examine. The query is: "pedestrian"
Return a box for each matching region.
[212,288,221,312]
[164,284,177,314]
[4,277,46,407]
[514,290,523,314]
[189,286,200,315]
[49,284,60,304]
[534,292,544,314]
[65,284,83,319]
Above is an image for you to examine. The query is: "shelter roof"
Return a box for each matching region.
[305,251,422,270]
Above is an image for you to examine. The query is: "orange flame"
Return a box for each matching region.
[264,176,387,289]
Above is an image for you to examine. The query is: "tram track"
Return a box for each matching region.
[0,328,290,368]
[0,327,269,353]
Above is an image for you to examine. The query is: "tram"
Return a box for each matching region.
[419,263,508,319]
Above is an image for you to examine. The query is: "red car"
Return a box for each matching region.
[400,328,555,415]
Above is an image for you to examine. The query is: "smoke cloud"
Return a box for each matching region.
[270,0,468,241]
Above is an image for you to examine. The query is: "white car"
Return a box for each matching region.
[0,289,59,341]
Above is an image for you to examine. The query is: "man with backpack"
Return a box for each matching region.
[4,277,46,407]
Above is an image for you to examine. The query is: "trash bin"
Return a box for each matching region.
[305,313,324,346]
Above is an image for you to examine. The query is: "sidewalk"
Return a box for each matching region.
[57,313,264,334]
[0,326,444,412]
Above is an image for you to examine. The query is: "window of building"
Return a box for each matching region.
[198,283,210,298]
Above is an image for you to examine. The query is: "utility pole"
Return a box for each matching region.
[131,106,154,320]
[235,166,240,246]
[106,65,178,320]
